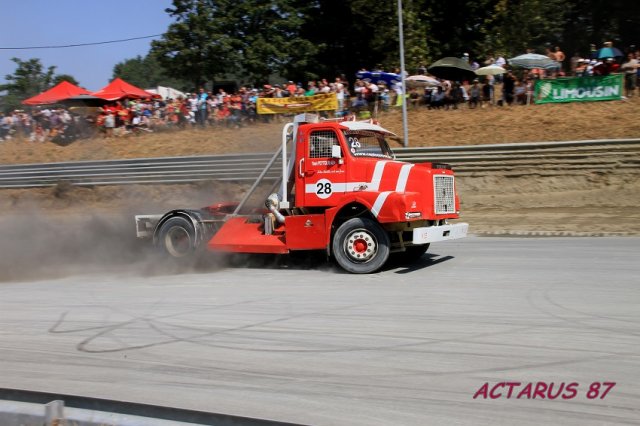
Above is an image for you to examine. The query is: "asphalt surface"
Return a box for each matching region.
[0,237,639,425]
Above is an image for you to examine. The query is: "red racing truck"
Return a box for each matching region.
[135,114,468,273]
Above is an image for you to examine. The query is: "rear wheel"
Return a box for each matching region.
[157,216,196,258]
[332,218,390,274]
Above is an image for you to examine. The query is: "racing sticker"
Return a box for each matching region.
[314,178,333,199]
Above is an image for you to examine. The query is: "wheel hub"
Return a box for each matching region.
[345,229,377,262]
[165,227,191,257]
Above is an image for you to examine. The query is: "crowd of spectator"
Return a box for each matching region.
[412,44,640,108]
[0,108,93,144]
[0,78,375,142]
[2,44,639,143]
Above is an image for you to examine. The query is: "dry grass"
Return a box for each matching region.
[1,97,639,165]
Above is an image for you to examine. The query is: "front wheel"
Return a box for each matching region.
[332,218,390,274]
[157,216,196,258]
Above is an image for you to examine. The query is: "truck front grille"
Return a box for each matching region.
[433,175,455,214]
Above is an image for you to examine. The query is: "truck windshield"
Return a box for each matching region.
[342,131,394,159]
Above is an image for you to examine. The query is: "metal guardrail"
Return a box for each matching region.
[0,387,303,426]
[1,139,639,188]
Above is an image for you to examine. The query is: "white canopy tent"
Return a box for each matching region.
[145,86,187,100]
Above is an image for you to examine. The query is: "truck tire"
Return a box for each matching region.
[157,216,196,258]
[332,217,390,274]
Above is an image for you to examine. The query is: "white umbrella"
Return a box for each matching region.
[405,75,440,88]
[508,54,557,69]
[475,65,507,76]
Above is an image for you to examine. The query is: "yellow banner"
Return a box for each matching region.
[257,93,338,114]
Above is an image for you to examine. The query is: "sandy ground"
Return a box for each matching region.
[0,99,638,282]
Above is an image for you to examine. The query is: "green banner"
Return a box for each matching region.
[534,75,623,104]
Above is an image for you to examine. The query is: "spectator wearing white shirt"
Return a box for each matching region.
[495,55,506,83]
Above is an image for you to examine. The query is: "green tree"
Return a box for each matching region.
[0,58,57,112]
[52,74,80,86]
[300,0,401,81]
[112,54,189,90]
[151,0,317,87]
[402,1,431,72]
[148,0,638,90]
[426,0,495,59]
[480,0,567,57]
[226,0,318,83]
[151,0,242,89]
[561,0,640,58]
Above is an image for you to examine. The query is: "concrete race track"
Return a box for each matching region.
[1,236,639,425]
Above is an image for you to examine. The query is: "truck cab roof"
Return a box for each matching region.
[338,121,396,136]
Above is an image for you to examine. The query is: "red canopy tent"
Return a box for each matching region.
[22,81,92,105]
[92,78,157,101]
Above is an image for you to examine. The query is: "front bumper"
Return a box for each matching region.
[412,223,468,244]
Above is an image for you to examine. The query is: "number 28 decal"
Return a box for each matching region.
[315,178,333,199]
[348,136,361,148]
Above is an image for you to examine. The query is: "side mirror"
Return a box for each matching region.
[331,145,342,159]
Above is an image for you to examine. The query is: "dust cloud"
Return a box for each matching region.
[0,212,206,282]
[0,182,330,282]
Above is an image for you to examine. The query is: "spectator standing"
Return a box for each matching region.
[0,113,9,140]
[481,79,492,106]
[575,59,587,76]
[352,80,367,111]
[188,93,198,125]
[216,88,227,104]
[593,60,607,76]
[621,53,639,97]
[365,81,379,114]
[546,47,557,62]
[305,81,318,96]
[570,53,581,75]
[286,81,297,96]
[335,83,347,115]
[484,53,495,66]
[318,81,331,94]
[637,49,640,90]
[429,86,446,109]
[554,46,566,73]
[514,79,527,105]
[494,55,506,83]
[104,111,115,138]
[206,93,217,125]
[546,47,559,76]
[380,88,391,112]
[468,80,481,108]
[197,88,208,127]
[502,71,516,105]
[447,83,463,110]
[408,87,420,109]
